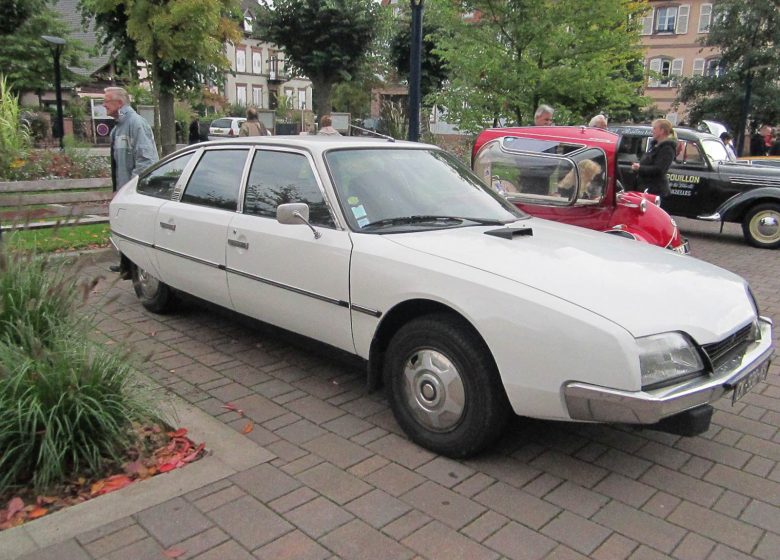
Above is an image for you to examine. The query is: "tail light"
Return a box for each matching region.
[229,129,234,136]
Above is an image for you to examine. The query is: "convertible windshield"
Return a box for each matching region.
[326,148,525,231]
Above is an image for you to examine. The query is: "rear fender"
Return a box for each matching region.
[716,188,780,223]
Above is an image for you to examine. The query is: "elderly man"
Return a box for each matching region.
[533,104,554,126]
[104,87,158,192]
[589,114,608,129]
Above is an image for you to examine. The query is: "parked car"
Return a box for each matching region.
[209,117,245,138]
[611,125,780,249]
[110,136,773,456]
[472,126,689,253]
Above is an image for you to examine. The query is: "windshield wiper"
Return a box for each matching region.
[361,215,507,230]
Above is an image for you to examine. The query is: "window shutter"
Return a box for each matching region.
[676,5,690,34]
[671,58,684,84]
[648,58,662,87]
[692,58,705,76]
[698,4,712,33]
[641,9,654,35]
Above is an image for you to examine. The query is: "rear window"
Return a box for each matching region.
[211,119,232,128]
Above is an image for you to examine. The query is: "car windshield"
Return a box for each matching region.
[326,148,525,231]
[701,139,729,164]
[211,119,231,128]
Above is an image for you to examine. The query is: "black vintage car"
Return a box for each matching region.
[612,125,780,249]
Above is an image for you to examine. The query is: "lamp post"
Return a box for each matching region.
[408,0,424,142]
[41,35,66,150]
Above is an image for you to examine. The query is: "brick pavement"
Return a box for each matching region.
[8,217,780,560]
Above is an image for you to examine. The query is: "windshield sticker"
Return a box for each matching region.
[351,204,367,221]
[348,196,359,205]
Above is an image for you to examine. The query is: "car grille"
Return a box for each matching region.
[702,323,754,371]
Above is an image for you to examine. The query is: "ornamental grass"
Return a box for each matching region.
[0,246,164,493]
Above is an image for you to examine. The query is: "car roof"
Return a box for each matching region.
[610,124,719,142]
[473,126,620,161]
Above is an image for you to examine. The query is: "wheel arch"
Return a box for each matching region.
[366,298,496,392]
[717,188,780,223]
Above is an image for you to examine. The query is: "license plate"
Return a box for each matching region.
[731,360,770,404]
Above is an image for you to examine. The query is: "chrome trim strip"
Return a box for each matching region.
[351,304,382,318]
[155,245,223,270]
[111,229,154,248]
[227,267,349,308]
[563,318,773,424]
[697,212,721,221]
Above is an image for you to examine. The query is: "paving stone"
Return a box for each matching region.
[173,526,229,560]
[628,545,672,560]
[192,485,246,512]
[667,501,763,553]
[753,531,780,560]
[207,382,253,402]
[286,395,345,424]
[482,521,557,560]
[381,510,433,541]
[593,449,653,479]
[368,434,437,469]
[101,537,164,560]
[174,362,223,385]
[675,438,751,469]
[221,363,271,386]
[322,414,374,438]
[189,540,254,560]
[76,517,135,545]
[401,480,486,530]
[402,520,499,560]
[83,524,148,557]
[465,455,541,489]
[473,481,559,530]
[227,393,287,423]
[340,396,388,419]
[280,453,325,475]
[540,511,611,555]
[284,496,354,538]
[593,473,655,508]
[544,481,610,518]
[672,533,716,560]
[296,462,372,505]
[268,487,319,513]
[593,501,685,554]
[591,533,638,560]
[348,455,390,478]
[275,419,328,444]
[351,426,389,446]
[453,472,496,498]
[530,450,608,488]
[706,544,757,560]
[739,498,780,534]
[573,441,609,463]
[364,462,426,497]
[230,463,302,502]
[17,539,91,560]
[679,455,715,478]
[302,432,374,468]
[253,530,330,560]
[640,491,680,519]
[520,472,563,498]
[704,464,780,506]
[321,519,415,560]
[344,488,412,528]
[414,456,475,488]
[712,489,750,517]
[136,497,214,548]
[253,378,297,399]
[743,454,774,477]
[207,494,293,550]
[639,465,723,507]
[263,411,302,431]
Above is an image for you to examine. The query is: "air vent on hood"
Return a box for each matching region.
[484,226,533,239]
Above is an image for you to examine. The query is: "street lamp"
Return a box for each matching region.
[408,0,424,142]
[41,35,66,150]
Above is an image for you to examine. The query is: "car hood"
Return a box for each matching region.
[384,219,753,342]
[718,161,780,186]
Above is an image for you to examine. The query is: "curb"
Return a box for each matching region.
[0,387,276,560]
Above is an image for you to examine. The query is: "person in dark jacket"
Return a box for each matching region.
[189,117,201,144]
[631,118,677,197]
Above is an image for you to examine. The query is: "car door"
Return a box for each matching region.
[154,148,250,309]
[226,147,354,353]
[664,139,715,217]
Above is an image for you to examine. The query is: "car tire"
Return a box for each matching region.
[131,264,176,313]
[384,313,510,457]
[742,203,780,249]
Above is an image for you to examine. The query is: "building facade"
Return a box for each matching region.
[640,1,720,124]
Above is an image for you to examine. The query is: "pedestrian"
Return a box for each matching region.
[533,105,554,126]
[317,115,341,136]
[104,86,158,193]
[720,131,737,162]
[769,130,780,156]
[189,117,201,144]
[239,107,270,136]
[631,118,677,197]
[750,124,773,157]
[588,114,608,129]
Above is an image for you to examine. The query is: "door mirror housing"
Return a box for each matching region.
[277,203,309,224]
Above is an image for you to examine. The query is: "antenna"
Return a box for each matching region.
[349,124,396,142]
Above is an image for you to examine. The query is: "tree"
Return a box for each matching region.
[0,0,85,95]
[677,1,780,154]
[81,0,242,155]
[428,0,648,131]
[252,0,381,118]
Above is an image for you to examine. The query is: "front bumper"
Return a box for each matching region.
[563,317,774,424]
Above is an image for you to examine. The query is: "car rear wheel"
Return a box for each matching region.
[384,314,510,457]
[742,203,780,249]
[131,264,176,313]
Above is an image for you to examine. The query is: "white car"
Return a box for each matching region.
[208,117,245,137]
[109,137,774,457]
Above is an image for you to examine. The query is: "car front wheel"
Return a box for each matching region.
[131,264,176,313]
[384,314,510,457]
[742,203,780,249]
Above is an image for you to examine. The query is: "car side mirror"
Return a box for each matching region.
[277,203,321,239]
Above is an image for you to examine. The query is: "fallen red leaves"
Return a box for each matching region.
[0,425,205,531]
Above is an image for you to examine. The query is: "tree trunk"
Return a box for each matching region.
[158,89,176,156]
[312,78,333,119]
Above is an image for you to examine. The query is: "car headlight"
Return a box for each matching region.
[638,332,704,390]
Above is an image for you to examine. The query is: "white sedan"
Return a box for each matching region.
[110,137,774,457]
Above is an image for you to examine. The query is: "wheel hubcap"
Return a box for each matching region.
[750,211,780,244]
[136,267,160,298]
[401,349,465,432]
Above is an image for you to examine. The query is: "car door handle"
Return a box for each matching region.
[228,239,249,249]
[159,222,176,231]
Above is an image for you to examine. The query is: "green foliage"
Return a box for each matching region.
[428,0,649,132]
[0,1,86,94]
[3,224,111,253]
[2,149,109,181]
[677,1,780,135]
[380,100,408,140]
[0,248,164,492]
[252,0,381,116]
[0,76,30,179]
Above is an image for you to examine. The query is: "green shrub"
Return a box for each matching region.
[0,75,31,178]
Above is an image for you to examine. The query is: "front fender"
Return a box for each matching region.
[716,187,780,223]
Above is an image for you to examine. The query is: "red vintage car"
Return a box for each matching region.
[472,126,689,252]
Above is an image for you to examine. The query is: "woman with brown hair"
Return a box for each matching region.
[631,118,677,197]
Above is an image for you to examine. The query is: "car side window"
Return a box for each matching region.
[676,141,705,166]
[180,149,248,211]
[137,153,193,200]
[244,150,335,228]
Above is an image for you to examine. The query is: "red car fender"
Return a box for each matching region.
[609,191,684,250]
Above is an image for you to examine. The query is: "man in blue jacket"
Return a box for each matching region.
[104,87,158,191]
